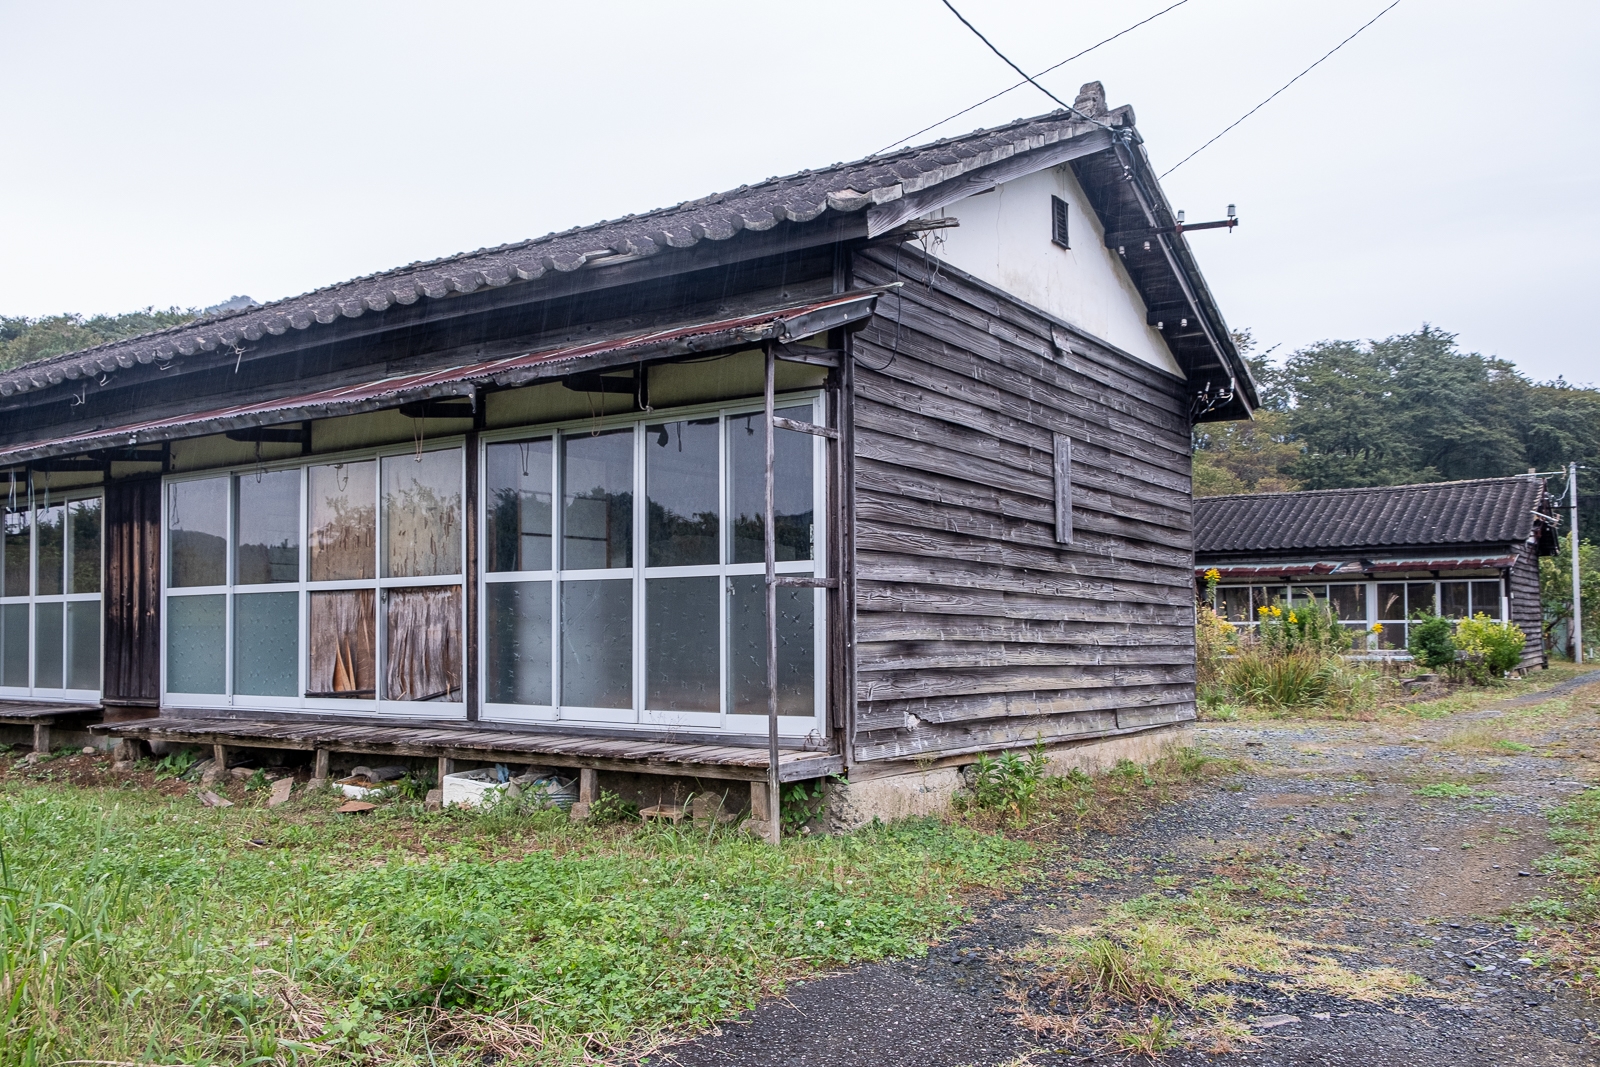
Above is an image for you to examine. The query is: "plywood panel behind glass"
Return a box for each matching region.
[307,590,375,697]
[308,462,376,581]
[384,586,462,700]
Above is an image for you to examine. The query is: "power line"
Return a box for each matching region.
[1159,0,1403,179]
[935,0,1102,125]
[875,0,1192,157]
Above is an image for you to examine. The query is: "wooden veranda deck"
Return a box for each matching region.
[96,715,843,783]
[0,701,102,752]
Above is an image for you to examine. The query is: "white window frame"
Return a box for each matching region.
[159,440,468,719]
[1215,576,1508,652]
[0,486,103,703]
[478,392,827,738]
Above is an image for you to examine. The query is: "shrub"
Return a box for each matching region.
[1194,605,1235,702]
[1455,613,1526,678]
[1254,594,1352,656]
[969,742,1050,819]
[1407,612,1457,669]
[1224,647,1334,708]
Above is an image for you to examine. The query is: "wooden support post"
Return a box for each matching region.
[32,722,49,755]
[437,756,454,785]
[311,748,330,785]
[570,767,598,822]
[213,744,228,771]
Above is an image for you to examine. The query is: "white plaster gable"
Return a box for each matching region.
[922,165,1181,376]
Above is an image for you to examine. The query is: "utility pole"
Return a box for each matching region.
[1572,461,1584,665]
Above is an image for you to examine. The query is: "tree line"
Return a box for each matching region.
[1195,325,1600,538]
[0,308,195,373]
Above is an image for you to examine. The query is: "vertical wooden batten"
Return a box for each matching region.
[463,420,481,722]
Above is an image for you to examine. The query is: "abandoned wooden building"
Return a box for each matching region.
[1194,475,1556,669]
[0,82,1257,834]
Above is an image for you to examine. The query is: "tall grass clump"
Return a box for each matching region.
[1202,594,1383,716]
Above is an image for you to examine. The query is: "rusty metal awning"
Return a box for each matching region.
[1198,555,1517,581]
[0,290,883,467]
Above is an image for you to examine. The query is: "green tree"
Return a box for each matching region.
[0,308,194,372]
[1541,534,1600,661]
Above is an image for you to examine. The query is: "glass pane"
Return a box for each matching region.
[68,499,101,594]
[728,575,815,717]
[1407,582,1436,616]
[167,594,225,694]
[646,417,719,567]
[486,439,553,572]
[1216,587,1251,623]
[562,430,633,569]
[2,509,27,597]
[308,590,375,697]
[1377,622,1406,650]
[168,479,228,588]
[486,581,552,705]
[0,603,26,686]
[1328,584,1365,622]
[647,576,719,712]
[35,504,65,596]
[1256,586,1288,613]
[34,602,63,689]
[731,406,814,564]
[1471,581,1502,618]
[234,592,297,696]
[384,586,462,700]
[382,449,462,578]
[66,601,100,690]
[1439,581,1469,618]
[1376,583,1406,620]
[236,470,301,584]
[561,579,632,708]
[308,461,376,581]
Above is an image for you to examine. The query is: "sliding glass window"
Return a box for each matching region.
[162,445,464,715]
[0,490,101,699]
[481,397,824,734]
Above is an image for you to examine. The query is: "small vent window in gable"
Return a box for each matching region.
[1051,195,1070,249]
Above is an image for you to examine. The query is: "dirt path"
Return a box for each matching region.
[654,673,1600,1066]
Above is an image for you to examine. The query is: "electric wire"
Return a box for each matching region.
[935,0,1108,128]
[874,0,1191,157]
[1159,0,1403,178]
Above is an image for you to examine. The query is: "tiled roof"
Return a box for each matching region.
[1194,476,1552,555]
[0,91,1136,398]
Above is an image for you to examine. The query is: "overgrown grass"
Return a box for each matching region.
[1519,785,1600,996]
[1013,853,1428,1053]
[0,775,1031,1065]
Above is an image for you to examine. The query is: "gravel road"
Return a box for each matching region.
[654,671,1600,1066]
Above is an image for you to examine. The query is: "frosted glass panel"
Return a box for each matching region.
[382,449,462,578]
[730,406,814,564]
[2,509,27,597]
[308,461,375,581]
[562,430,633,569]
[646,576,719,712]
[1,604,27,687]
[646,418,719,567]
[234,592,297,696]
[561,579,632,708]
[236,471,300,584]
[384,586,462,700]
[728,576,814,717]
[486,581,551,705]
[66,602,100,691]
[169,479,228,587]
[486,439,553,572]
[68,499,101,594]
[34,602,63,689]
[35,505,64,596]
[167,595,224,693]
[308,590,375,697]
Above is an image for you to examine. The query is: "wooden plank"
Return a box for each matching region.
[853,521,1192,586]
[855,550,1195,609]
[855,579,1195,627]
[1054,433,1073,546]
[1118,703,1197,730]
[859,665,1193,704]
[856,611,1193,647]
[857,638,1195,672]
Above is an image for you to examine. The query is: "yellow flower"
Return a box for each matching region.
[1220,621,1237,635]
[1270,606,1282,618]
[1370,623,1384,634]
[1287,612,1298,624]
[1258,605,1270,616]
[1204,568,1221,582]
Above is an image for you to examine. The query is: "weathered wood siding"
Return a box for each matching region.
[1510,541,1546,669]
[103,477,161,711]
[848,248,1196,762]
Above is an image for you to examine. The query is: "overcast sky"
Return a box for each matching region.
[2,0,1595,383]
